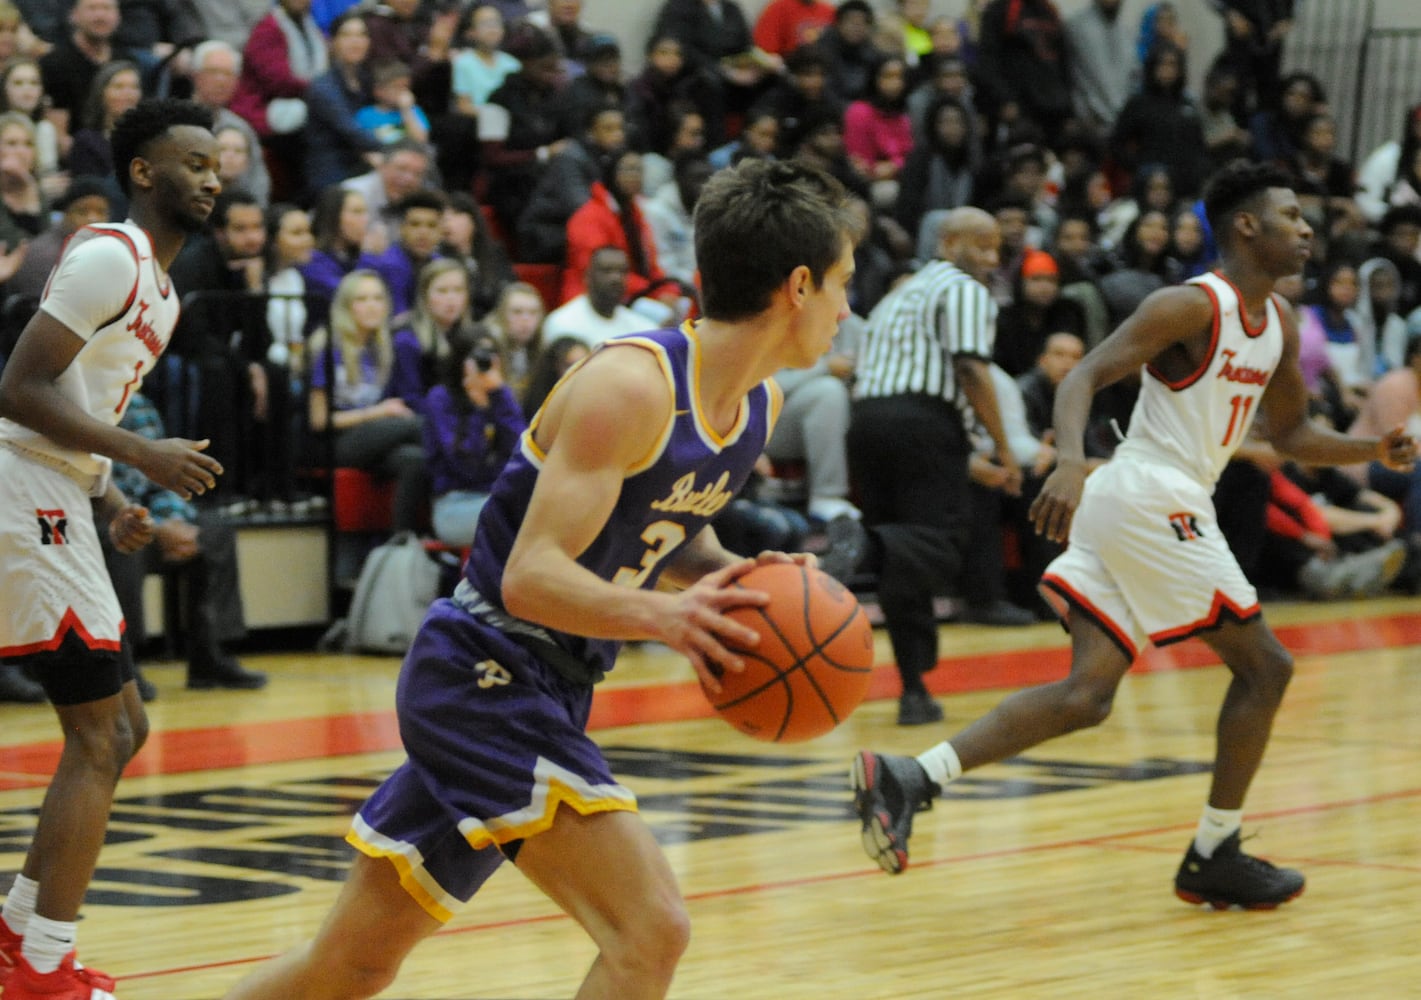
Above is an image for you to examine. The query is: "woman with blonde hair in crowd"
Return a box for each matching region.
[391,258,480,412]
[308,270,427,532]
[0,109,44,240]
[0,56,64,197]
[483,280,546,400]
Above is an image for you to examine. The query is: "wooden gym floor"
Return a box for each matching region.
[1,596,1419,999]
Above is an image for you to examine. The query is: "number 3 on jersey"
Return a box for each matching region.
[612,520,687,587]
[1221,393,1255,448]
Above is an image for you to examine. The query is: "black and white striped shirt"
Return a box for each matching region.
[853,260,997,404]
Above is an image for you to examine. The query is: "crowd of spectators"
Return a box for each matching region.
[2,0,1420,698]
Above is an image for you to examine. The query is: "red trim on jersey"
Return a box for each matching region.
[52,226,145,330]
[1212,269,1268,338]
[0,608,124,658]
[1148,590,1261,647]
[1040,573,1139,661]
[1146,282,1221,391]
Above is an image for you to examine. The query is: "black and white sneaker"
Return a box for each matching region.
[851,751,940,874]
[1174,831,1305,910]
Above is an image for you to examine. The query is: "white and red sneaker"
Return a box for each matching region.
[4,951,116,999]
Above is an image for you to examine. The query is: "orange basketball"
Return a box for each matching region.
[701,562,875,743]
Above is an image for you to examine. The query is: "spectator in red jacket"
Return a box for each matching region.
[561,147,668,306]
[231,0,326,138]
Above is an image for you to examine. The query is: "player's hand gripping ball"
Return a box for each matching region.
[702,563,874,742]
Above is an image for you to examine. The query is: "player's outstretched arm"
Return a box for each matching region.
[1260,305,1419,470]
[1030,285,1214,541]
[501,347,768,684]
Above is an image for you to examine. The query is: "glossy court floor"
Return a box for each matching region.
[1,595,1419,999]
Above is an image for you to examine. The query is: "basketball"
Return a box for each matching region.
[701,562,875,743]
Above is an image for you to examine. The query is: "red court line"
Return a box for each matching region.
[2,611,1420,787]
[120,781,1421,985]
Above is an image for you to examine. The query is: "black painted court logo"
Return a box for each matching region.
[0,751,1213,908]
[35,508,68,546]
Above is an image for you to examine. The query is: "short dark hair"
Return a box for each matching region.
[212,188,260,228]
[506,22,556,62]
[1379,204,1421,235]
[110,98,215,197]
[694,159,853,322]
[785,45,828,76]
[394,189,447,219]
[1405,333,1421,367]
[1201,159,1294,239]
[836,0,874,24]
[382,137,430,161]
[371,58,413,89]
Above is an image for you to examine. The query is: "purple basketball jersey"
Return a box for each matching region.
[461,324,781,681]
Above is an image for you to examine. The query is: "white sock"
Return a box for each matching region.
[1193,806,1243,859]
[915,741,963,789]
[2,873,38,936]
[21,914,75,975]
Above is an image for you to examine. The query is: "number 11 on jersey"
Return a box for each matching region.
[1221,393,1254,448]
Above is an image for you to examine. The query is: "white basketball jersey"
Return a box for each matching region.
[0,223,179,492]
[1114,271,1284,489]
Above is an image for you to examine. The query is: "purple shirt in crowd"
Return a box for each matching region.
[421,382,528,497]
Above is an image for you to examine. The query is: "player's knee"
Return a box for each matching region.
[1246,645,1294,700]
[335,957,401,999]
[66,713,136,778]
[606,893,690,981]
[127,707,150,757]
[1059,681,1115,732]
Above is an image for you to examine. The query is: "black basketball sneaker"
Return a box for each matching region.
[851,751,940,874]
[1173,831,1306,909]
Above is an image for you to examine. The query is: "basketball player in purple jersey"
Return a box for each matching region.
[224,159,859,1000]
[0,99,222,999]
[853,161,1417,908]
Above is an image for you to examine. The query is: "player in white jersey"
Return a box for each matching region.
[0,99,222,1000]
[851,161,1417,909]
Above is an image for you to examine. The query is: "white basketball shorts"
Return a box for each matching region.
[0,448,125,658]
[1040,456,1260,660]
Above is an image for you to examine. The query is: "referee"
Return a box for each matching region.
[841,207,1022,725]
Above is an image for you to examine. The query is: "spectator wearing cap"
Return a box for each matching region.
[992,249,1087,378]
[563,33,627,143]
[4,176,111,300]
[482,23,575,238]
[527,0,598,80]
